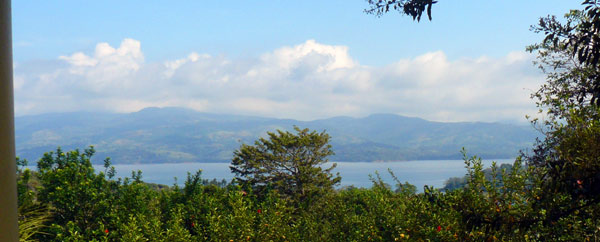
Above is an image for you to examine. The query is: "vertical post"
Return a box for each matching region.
[0,0,18,241]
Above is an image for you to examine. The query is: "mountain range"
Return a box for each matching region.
[15,107,539,164]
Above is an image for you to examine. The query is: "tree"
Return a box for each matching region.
[230,127,340,203]
[36,147,116,240]
[529,6,600,183]
[530,10,600,120]
[523,3,600,228]
[364,0,437,21]
[368,0,600,235]
[536,1,600,106]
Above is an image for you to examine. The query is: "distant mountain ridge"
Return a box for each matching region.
[15,107,539,164]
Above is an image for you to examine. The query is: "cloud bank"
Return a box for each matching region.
[14,38,544,122]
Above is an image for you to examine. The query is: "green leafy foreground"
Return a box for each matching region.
[14,128,600,242]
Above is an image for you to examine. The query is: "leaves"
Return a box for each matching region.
[364,0,437,21]
[230,127,340,203]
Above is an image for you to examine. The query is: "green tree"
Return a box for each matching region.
[230,127,341,203]
[534,1,600,106]
[36,147,116,240]
[520,3,600,233]
[528,7,600,185]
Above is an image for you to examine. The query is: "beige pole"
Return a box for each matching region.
[0,0,18,241]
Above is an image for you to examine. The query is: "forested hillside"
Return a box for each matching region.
[15,108,537,164]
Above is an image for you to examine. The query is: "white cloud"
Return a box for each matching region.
[261,39,356,71]
[13,38,545,123]
[163,52,209,78]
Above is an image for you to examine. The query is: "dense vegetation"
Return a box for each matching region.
[16,2,600,241]
[16,145,600,241]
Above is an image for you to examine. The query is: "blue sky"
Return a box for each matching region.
[12,1,584,122]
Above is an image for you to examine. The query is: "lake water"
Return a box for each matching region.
[87,159,513,191]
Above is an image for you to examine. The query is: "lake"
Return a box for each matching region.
[88,159,513,192]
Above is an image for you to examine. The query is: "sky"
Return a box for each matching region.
[12,1,583,123]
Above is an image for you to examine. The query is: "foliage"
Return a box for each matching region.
[364,0,437,21]
[14,143,600,241]
[529,10,600,121]
[230,126,341,203]
[533,1,600,106]
[500,1,600,239]
[442,162,513,191]
[16,157,36,208]
[18,206,50,242]
[525,2,600,231]
[35,147,116,240]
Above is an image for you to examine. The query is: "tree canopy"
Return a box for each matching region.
[230,127,341,203]
[521,1,600,226]
[531,3,600,108]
